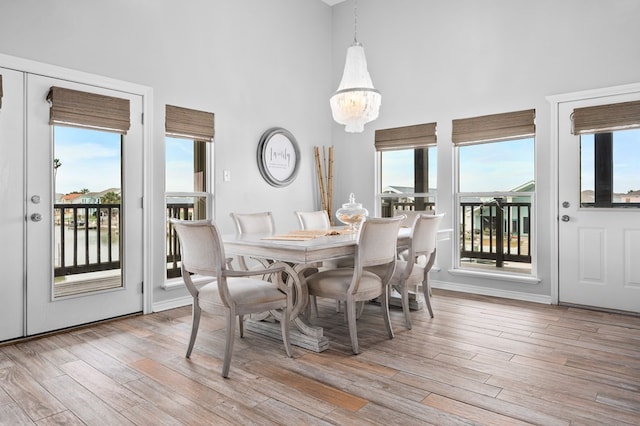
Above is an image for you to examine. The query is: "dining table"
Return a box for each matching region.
[222,226,450,352]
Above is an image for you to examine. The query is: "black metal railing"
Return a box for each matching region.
[56,199,531,278]
[381,199,436,217]
[55,202,197,279]
[460,199,531,267]
[54,203,120,277]
[166,203,196,278]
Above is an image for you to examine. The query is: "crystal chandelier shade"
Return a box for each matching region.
[330,2,381,133]
[330,44,381,133]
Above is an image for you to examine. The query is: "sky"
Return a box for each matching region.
[381,138,536,193]
[54,128,638,196]
[581,129,640,193]
[54,127,121,194]
[165,136,196,192]
[54,130,195,195]
[458,138,534,193]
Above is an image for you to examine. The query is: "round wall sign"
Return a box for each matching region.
[257,127,300,187]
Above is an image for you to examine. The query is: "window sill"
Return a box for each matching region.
[447,268,541,285]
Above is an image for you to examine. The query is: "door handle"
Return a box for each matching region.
[561,215,570,222]
[31,213,42,222]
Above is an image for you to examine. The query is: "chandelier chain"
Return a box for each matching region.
[353,0,358,44]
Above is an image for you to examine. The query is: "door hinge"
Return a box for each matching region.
[141,112,144,124]
[140,281,144,294]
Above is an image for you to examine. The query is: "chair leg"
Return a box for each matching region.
[222,308,237,378]
[186,301,201,358]
[381,287,394,340]
[423,278,434,318]
[400,281,412,329]
[238,314,244,337]
[346,300,360,355]
[280,306,292,358]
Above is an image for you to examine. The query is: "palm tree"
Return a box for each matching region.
[53,158,62,189]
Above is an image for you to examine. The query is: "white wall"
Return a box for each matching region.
[1,0,639,308]
[0,0,333,306]
[329,0,640,301]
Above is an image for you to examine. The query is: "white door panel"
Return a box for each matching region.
[0,67,25,341]
[558,93,640,313]
[25,74,143,335]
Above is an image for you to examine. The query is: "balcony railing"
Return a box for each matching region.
[460,198,531,267]
[166,203,195,278]
[57,198,531,280]
[54,203,120,277]
[381,197,436,217]
[55,202,195,279]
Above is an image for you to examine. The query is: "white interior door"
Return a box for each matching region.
[25,74,144,335]
[0,67,25,341]
[558,91,640,313]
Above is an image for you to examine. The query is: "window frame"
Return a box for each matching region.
[580,130,640,208]
[452,109,537,278]
[163,103,215,284]
[374,122,438,217]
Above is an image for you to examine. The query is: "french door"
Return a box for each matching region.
[0,69,144,339]
[0,67,26,341]
[557,90,640,313]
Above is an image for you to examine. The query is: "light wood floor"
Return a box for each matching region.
[1,289,639,425]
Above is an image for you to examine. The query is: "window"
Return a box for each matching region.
[453,109,535,275]
[574,100,640,207]
[375,123,437,216]
[48,86,131,296]
[165,136,208,218]
[165,105,214,278]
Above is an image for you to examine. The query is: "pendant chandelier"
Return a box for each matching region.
[330,0,381,133]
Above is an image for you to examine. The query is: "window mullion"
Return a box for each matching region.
[594,132,613,207]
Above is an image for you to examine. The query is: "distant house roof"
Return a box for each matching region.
[510,180,535,192]
[382,186,413,194]
[61,193,82,203]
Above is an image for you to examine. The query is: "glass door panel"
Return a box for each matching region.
[26,74,143,335]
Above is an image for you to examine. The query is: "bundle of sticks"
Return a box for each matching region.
[313,146,334,225]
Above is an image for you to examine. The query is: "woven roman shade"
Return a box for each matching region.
[374,122,437,151]
[47,86,130,134]
[165,105,215,142]
[452,109,535,146]
[572,100,640,135]
[0,75,3,108]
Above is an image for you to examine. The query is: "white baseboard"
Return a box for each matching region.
[151,280,552,313]
[431,280,552,305]
[152,296,192,312]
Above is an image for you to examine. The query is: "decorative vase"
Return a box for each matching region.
[336,193,369,230]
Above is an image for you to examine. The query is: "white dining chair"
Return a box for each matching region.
[170,219,292,378]
[230,211,275,270]
[294,210,331,230]
[230,211,275,234]
[295,210,354,315]
[371,213,444,329]
[304,216,404,354]
[394,209,435,227]
[394,209,434,262]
